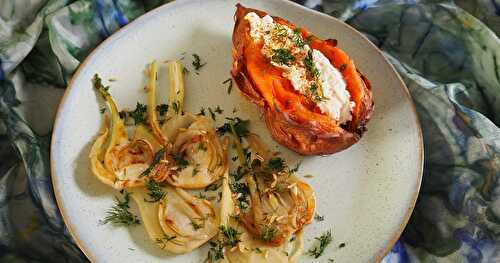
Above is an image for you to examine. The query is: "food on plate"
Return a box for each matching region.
[231,4,374,155]
[89,10,325,259]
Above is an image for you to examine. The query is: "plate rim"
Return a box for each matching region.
[50,0,424,262]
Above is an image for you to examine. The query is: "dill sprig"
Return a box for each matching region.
[220,225,241,247]
[172,153,189,170]
[130,102,147,125]
[261,225,278,242]
[266,157,286,172]
[307,230,333,258]
[304,49,320,78]
[144,180,166,203]
[290,27,306,47]
[192,53,206,71]
[205,240,224,262]
[156,104,168,116]
[102,191,140,226]
[141,148,166,177]
[92,74,110,99]
[216,117,250,138]
[223,78,233,94]
[314,213,325,222]
[155,234,176,249]
[271,48,295,66]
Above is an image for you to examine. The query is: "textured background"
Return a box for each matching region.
[0,0,499,262]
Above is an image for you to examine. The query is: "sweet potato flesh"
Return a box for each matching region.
[232,4,374,155]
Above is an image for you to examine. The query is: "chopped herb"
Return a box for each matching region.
[205,180,222,191]
[231,182,250,210]
[214,105,223,114]
[338,243,346,248]
[289,162,301,174]
[92,74,110,99]
[198,142,207,151]
[223,78,233,94]
[220,225,241,247]
[272,24,289,38]
[190,219,203,230]
[232,107,238,113]
[141,148,166,177]
[339,63,347,71]
[102,191,140,226]
[261,226,278,242]
[314,213,325,222]
[119,110,127,119]
[309,83,328,103]
[100,107,106,114]
[192,53,206,71]
[231,156,238,162]
[208,107,216,121]
[172,153,189,170]
[171,101,180,114]
[197,192,208,200]
[155,235,176,248]
[182,66,190,74]
[130,102,147,125]
[198,107,206,116]
[144,180,166,203]
[290,236,296,242]
[290,27,306,47]
[304,49,320,78]
[192,164,200,176]
[230,166,249,181]
[267,157,286,172]
[217,117,250,138]
[156,104,169,116]
[205,240,224,262]
[329,259,334,263]
[255,247,263,253]
[307,230,333,258]
[271,48,295,66]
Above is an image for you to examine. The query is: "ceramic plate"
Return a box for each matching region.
[51,0,423,262]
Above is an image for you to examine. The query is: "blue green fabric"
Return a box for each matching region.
[0,0,498,262]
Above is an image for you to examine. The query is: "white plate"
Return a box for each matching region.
[51,0,423,262]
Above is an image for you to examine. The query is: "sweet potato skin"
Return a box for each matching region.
[231,4,374,155]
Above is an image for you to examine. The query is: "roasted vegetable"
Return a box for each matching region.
[145,60,228,189]
[231,4,374,155]
[130,186,218,254]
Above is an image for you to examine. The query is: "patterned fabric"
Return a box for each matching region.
[0,0,498,262]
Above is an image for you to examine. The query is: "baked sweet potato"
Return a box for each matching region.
[231,4,374,155]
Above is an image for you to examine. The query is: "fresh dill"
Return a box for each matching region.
[144,180,166,203]
[266,157,286,172]
[220,225,241,247]
[100,107,106,114]
[190,219,203,230]
[192,53,206,71]
[204,180,222,192]
[339,242,346,248]
[304,49,320,78]
[172,153,189,170]
[92,74,110,99]
[214,105,223,114]
[156,104,169,116]
[307,230,333,258]
[155,234,176,248]
[192,164,200,176]
[223,78,233,94]
[101,191,140,226]
[290,27,306,48]
[141,148,166,177]
[130,102,147,125]
[171,101,180,114]
[205,240,224,262]
[289,162,301,174]
[231,182,250,210]
[216,117,250,138]
[230,166,248,181]
[255,247,263,253]
[198,107,206,116]
[271,48,295,66]
[309,83,328,103]
[261,225,278,242]
[314,213,325,222]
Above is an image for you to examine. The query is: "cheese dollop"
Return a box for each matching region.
[244,12,354,124]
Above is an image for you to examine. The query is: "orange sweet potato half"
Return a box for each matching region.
[231,4,374,155]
